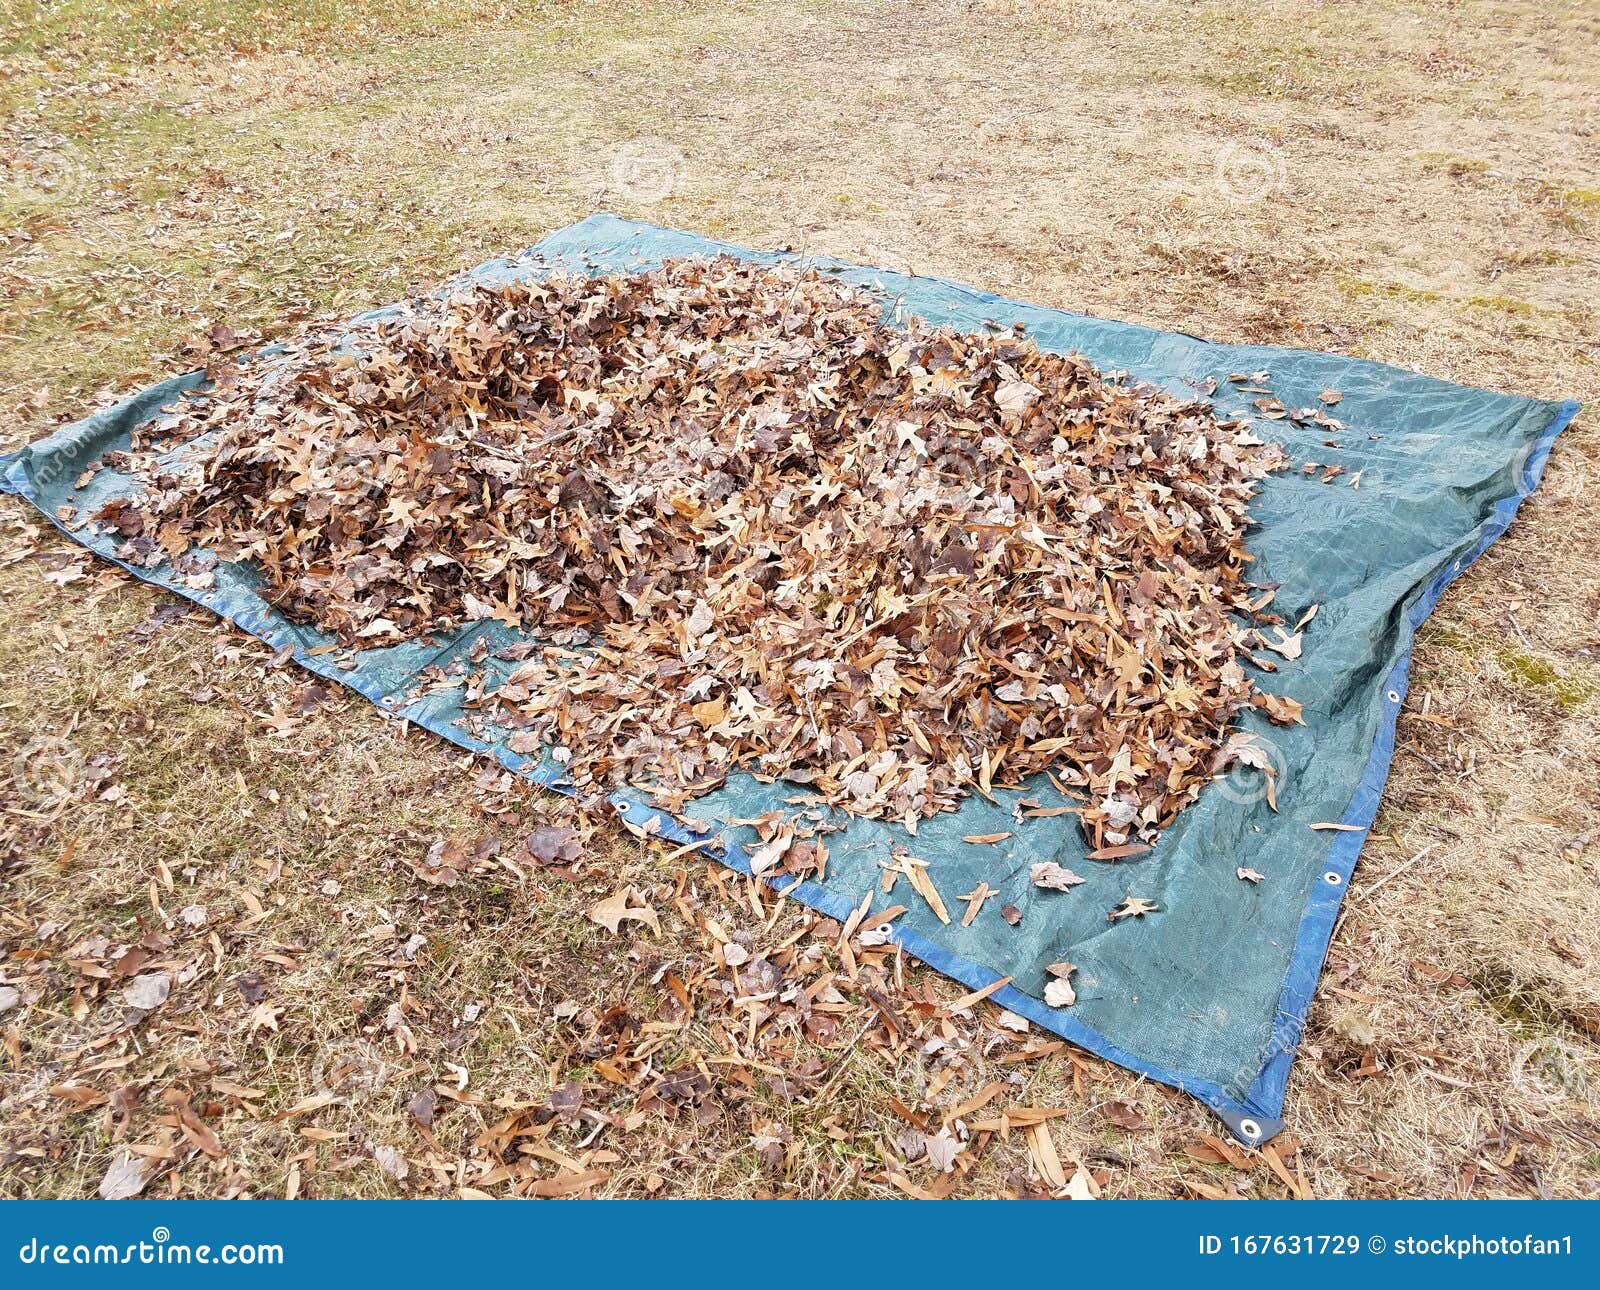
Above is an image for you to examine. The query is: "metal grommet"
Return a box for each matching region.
[1238,1118,1261,1141]
[1324,870,1343,886]
[1386,689,1401,703]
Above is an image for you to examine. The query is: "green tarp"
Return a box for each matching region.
[3,213,1577,1142]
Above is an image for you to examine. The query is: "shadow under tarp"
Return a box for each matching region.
[2,213,1577,1144]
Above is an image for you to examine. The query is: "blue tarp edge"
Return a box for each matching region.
[1238,394,1582,1129]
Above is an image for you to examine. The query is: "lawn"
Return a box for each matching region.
[1,0,1596,1198]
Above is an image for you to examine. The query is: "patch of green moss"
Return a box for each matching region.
[1472,965,1589,1043]
[1466,294,1536,316]
[1497,248,1585,269]
[1495,646,1594,712]
[1333,269,1441,305]
[1415,151,1491,178]
[1417,621,1479,655]
[1332,270,1551,319]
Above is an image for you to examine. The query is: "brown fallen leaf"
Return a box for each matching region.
[1027,1121,1068,1190]
[1262,627,1303,660]
[1411,960,1469,987]
[1104,1100,1146,1130]
[524,824,581,865]
[956,881,998,927]
[943,976,1012,1013]
[587,887,661,935]
[1031,862,1086,891]
[1186,1133,1254,1169]
[408,1087,438,1128]
[1044,976,1077,1008]
[1086,843,1152,861]
[97,1153,147,1200]
[896,854,950,924]
[1257,693,1305,726]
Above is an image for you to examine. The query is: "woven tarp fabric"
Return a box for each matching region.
[3,213,1577,1144]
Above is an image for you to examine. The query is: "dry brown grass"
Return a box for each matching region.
[2,0,1597,1198]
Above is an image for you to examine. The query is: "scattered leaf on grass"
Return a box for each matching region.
[525,825,582,865]
[587,887,661,935]
[408,1088,438,1128]
[1105,1100,1146,1130]
[97,1153,146,1200]
[123,972,171,1010]
[924,1127,964,1173]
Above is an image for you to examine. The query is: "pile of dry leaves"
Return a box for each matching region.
[107,256,1296,844]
